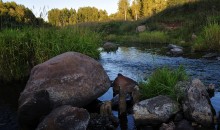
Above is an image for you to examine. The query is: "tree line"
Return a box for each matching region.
[47,0,195,26]
[48,7,109,26]
[0,1,46,29]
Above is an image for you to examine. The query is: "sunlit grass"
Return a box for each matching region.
[0,27,102,81]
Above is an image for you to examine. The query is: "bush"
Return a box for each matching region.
[193,22,220,51]
[0,27,102,81]
[139,66,188,101]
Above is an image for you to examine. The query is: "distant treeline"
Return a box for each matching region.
[0,1,48,29]
[0,0,198,28]
[47,0,196,26]
[48,7,109,26]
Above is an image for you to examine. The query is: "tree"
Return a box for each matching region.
[118,0,130,20]
[131,0,141,20]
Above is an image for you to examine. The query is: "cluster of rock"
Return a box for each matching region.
[18,52,112,130]
[18,51,218,130]
[133,79,216,130]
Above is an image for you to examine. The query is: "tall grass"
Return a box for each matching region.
[139,66,188,101]
[0,27,102,81]
[193,22,220,51]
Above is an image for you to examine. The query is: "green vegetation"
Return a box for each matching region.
[139,66,188,101]
[0,1,47,29]
[193,22,220,51]
[105,31,169,44]
[0,27,102,81]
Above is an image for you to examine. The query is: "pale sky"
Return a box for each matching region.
[3,0,119,18]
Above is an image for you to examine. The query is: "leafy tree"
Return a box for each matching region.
[131,0,141,20]
[118,0,130,20]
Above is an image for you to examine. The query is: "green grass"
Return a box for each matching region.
[0,27,102,81]
[105,31,169,44]
[139,66,188,101]
[193,22,220,51]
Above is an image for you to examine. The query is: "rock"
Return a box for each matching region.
[133,95,180,126]
[111,93,132,110]
[36,105,90,130]
[112,73,138,95]
[167,44,183,50]
[87,113,119,130]
[136,25,146,33]
[103,42,118,51]
[18,52,110,129]
[175,119,193,130]
[19,52,110,108]
[170,48,183,55]
[191,33,197,40]
[159,121,175,130]
[18,90,51,130]
[202,53,219,59]
[180,79,214,126]
[167,44,183,55]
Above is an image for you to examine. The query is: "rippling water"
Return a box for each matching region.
[99,46,220,130]
[99,46,220,90]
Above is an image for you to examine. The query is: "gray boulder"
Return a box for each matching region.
[103,42,118,51]
[18,52,110,128]
[136,25,146,33]
[133,95,180,125]
[178,79,214,126]
[36,105,90,130]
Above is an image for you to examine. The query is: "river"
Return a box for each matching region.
[0,45,220,130]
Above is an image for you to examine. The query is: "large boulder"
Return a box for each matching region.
[18,52,110,128]
[167,44,183,55]
[133,95,180,126]
[177,79,214,126]
[36,105,90,130]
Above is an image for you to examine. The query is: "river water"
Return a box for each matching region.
[0,45,220,130]
[98,46,220,130]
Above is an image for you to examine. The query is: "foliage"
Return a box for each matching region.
[193,22,220,51]
[139,66,188,101]
[0,27,102,81]
[0,1,47,29]
[48,7,109,26]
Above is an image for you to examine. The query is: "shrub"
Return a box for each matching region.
[139,66,188,101]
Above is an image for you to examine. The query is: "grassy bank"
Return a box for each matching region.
[0,27,102,81]
[139,66,188,101]
[98,0,220,50]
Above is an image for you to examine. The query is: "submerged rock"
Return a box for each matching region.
[133,95,180,126]
[36,105,90,130]
[87,113,119,130]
